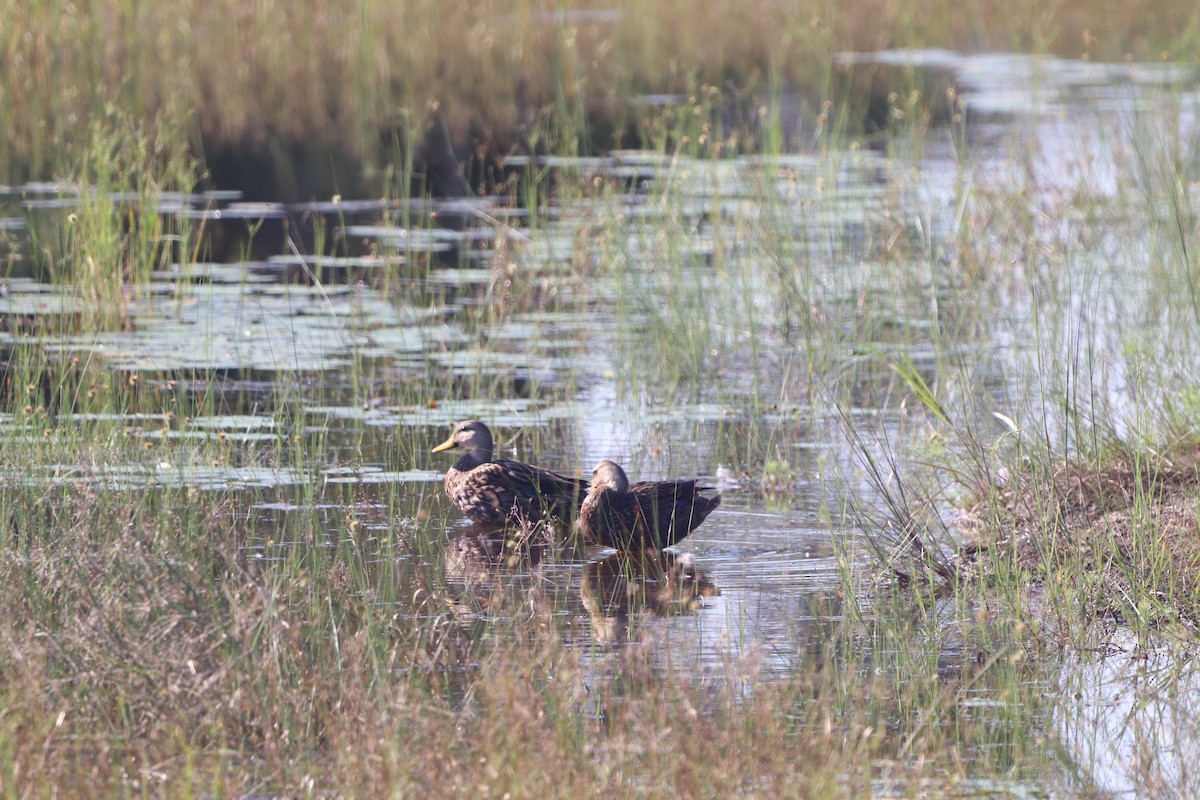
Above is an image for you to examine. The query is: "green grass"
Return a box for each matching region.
[827,89,1200,663]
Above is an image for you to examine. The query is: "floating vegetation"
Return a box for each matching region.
[1,462,306,490]
[320,466,442,485]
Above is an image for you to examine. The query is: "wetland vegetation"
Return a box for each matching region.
[3,1,1200,797]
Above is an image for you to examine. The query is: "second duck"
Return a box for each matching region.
[581,459,721,551]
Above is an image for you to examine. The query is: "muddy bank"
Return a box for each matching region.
[962,445,1200,627]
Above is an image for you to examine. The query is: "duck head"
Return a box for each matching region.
[589,459,630,493]
[432,419,495,462]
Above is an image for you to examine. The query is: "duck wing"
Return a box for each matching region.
[448,459,585,526]
[628,480,721,547]
[580,487,642,548]
[490,459,589,505]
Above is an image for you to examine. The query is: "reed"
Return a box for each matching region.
[3,0,1200,195]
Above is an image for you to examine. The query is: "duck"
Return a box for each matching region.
[431,419,588,526]
[580,459,721,551]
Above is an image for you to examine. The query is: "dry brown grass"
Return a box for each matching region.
[332,641,848,799]
[3,0,1199,194]
[0,478,858,795]
[962,443,1200,628]
[0,469,1027,796]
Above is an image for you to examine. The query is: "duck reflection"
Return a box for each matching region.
[442,522,559,619]
[444,521,551,571]
[581,551,720,645]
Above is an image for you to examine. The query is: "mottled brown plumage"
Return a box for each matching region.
[580,459,721,551]
[432,419,587,526]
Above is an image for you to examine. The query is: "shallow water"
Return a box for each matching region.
[5,50,1200,796]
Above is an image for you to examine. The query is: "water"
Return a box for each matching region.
[4,50,1200,796]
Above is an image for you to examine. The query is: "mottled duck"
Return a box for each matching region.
[580,459,721,550]
[432,419,587,526]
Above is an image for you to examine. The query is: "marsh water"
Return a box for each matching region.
[5,51,1200,795]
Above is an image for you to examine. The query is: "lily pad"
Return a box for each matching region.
[320,467,443,485]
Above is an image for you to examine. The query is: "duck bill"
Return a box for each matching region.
[431,436,458,453]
